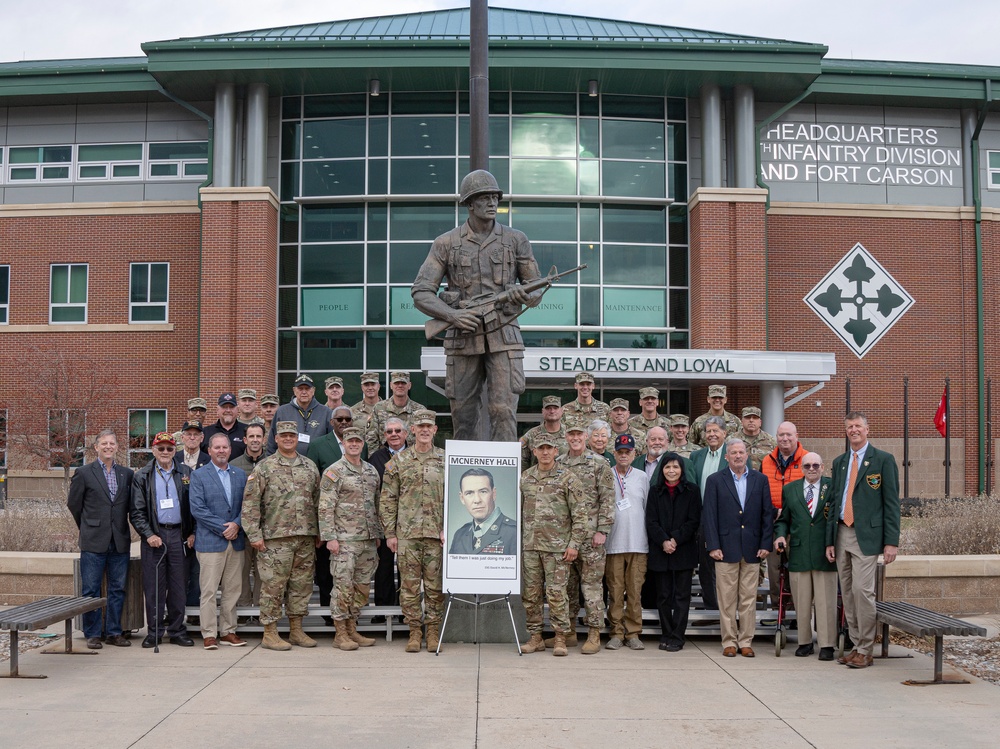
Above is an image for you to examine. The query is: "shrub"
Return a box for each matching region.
[900,494,1000,555]
[0,500,79,553]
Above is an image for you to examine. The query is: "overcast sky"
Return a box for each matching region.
[2,0,995,67]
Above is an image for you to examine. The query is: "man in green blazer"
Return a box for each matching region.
[824,412,901,669]
[774,452,838,660]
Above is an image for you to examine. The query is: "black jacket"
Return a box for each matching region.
[130,461,194,541]
[645,480,702,571]
[67,460,135,554]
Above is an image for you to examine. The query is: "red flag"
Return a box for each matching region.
[934,389,947,437]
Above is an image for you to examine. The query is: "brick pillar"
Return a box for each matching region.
[198,187,278,398]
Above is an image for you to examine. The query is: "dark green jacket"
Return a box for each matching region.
[826,443,901,556]
[775,477,837,572]
[307,433,368,475]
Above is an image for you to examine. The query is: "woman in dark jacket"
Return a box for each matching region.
[645,451,702,651]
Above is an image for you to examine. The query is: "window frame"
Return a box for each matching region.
[127,408,168,469]
[77,143,144,182]
[48,408,86,469]
[0,264,9,325]
[129,262,170,323]
[0,408,7,469]
[49,263,89,324]
[146,141,210,181]
[7,145,73,183]
[988,150,1000,190]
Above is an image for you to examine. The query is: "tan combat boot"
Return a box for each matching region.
[261,622,292,651]
[521,633,545,653]
[552,632,568,657]
[333,620,359,651]
[346,619,375,648]
[545,630,578,648]
[405,627,423,653]
[581,627,601,655]
[288,616,317,648]
[425,626,441,653]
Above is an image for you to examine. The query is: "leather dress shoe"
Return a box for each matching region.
[141,634,162,649]
[837,649,858,665]
[219,633,247,647]
[795,644,815,657]
[818,647,835,661]
[203,637,218,650]
[86,637,103,650]
[847,652,873,669]
[106,634,131,647]
[739,647,755,658]
[722,646,737,657]
[170,635,195,647]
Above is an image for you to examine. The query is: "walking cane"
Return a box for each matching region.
[153,540,168,654]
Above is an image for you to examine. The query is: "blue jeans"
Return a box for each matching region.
[80,548,129,638]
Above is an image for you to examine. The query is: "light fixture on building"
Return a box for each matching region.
[369,78,381,97]
[587,80,598,97]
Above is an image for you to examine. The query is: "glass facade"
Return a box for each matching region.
[279,90,690,418]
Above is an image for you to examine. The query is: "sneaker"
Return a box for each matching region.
[625,637,645,651]
[605,637,623,650]
[219,633,247,647]
[203,637,219,650]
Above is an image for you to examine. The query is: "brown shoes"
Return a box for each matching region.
[203,637,218,650]
[739,647,755,658]
[219,633,247,647]
[722,646,737,657]
[847,652,873,669]
[837,649,858,665]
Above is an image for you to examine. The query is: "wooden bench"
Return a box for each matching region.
[1,595,107,679]
[876,600,987,685]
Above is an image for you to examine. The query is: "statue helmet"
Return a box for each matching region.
[459,170,503,204]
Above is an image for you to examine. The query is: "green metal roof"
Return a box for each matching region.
[144,7,825,52]
[0,57,161,103]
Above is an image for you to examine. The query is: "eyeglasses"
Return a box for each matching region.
[154,446,175,452]
[334,417,353,422]
[801,463,821,469]
[385,428,403,434]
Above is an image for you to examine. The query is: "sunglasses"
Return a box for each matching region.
[334,417,353,422]
[154,446,175,452]
[801,463,821,469]
[385,428,404,434]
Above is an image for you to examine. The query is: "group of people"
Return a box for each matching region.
[67,373,899,669]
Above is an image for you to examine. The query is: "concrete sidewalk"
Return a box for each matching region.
[2,624,999,749]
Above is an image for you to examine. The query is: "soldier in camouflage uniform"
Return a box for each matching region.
[561,372,610,426]
[554,421,615,654]
[609,398,645,455]
[351,372,383,455]
[736,406,776,471]
[520,433,587,656]
[628,387,670,447]
[667,414,697,460]
[259,394,280,435]
[242,421,321,651]
[372,372,425,449]
[520,395,568,467]
[318,427,382,651]
[380,409,445,653]
[689,384,741,446]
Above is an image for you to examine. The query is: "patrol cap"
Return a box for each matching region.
[542,395,562,408]
[260,394,280,405]
[152,431,176,446]
[533,433,560,448]
[565,421,587,433]
[187,398,207,411]
[708,384,727,398]
[610,398,629,410]
[181,420,203,432]
[218,392,237,407]
[342,427,364,442]
[294,374,314,388]
[245,418,266,430]
[614,434,636,451]
[669,414,690,427]
[237,388,257,400]
[639,387,659,399]
[575,372,595,384]
[742,406,762,418]
[275,421,299,435]
[411,409,437,426]
[325,376,344,388]
[360,372,381,385]
[390,371,411,384]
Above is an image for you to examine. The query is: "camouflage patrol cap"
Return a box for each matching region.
[565,420,587,433]
[411,409,437,426]
[708,384,727,398]
[187,398,208,411]
[639,387,659,399]
[238,388,257,400]
[542,395,561,408]
[275,421,299,435]
[390,371,411,383]
[325,376,344,388]
[533,433,560,448]
[260,394,280,405]
[610,398,629,410]
[669,414,690,427]
[342,426,364,442]
[575,372,595,384]
[247,417,266,428]
[294,374,315,388]
[360,372,381,384]
[742,406,762,418]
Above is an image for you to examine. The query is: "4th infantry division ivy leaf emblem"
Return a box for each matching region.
[804,243,914,359]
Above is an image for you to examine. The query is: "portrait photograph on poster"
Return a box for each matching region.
[443,440,521,595]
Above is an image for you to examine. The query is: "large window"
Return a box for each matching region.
[50,264,88,323]
[0,265,8,324]
[128,409,167,468]
[78,143,143,180]
[148,142,210,179]
[130,263,169,322]
[989,151,1000,189]
[7,146,71,182]
[48,409,86,469]
[0,142,208,185]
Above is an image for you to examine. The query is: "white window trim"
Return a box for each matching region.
[988,150,1000,190]
[129,262,170,323]
[49,263,89,325]
[127,408,168,469]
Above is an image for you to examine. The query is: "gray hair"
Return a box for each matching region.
[725,438,747,452]
[705,415,727,432]
[385,417,408,435]
[94,429,117,445]
[588,419,610,437]
[330,405,353,421]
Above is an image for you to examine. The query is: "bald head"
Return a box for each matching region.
[801,451,823,482]
[776,421,798,457]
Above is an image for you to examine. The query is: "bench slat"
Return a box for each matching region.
[876,601,987,638]
[0,596,106,631]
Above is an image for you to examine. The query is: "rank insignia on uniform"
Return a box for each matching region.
[491,524,498,531]
[866,474,881,489]
[474,538,481,550]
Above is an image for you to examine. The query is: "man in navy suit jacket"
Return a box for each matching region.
[703,439,774,657]
[189,433,248,649]
[67,429,135,649]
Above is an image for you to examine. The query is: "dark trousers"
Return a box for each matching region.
[373,540,398,606]
[654,568,694,647]
[185,552,201,607]
[140,526,188,638]
[315,544,333,607]
[80,546,129,639]
[697,527,718,610]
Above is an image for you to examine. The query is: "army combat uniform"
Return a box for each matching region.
[520,464,587,637]
[688,410,741,447]
[737,429,777,471]
[520,424,568,467]
[371,397,425,449]
[627,414,669,447]
[242,452,320,627]
[668,440,698,460]
[561,398,611,428]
